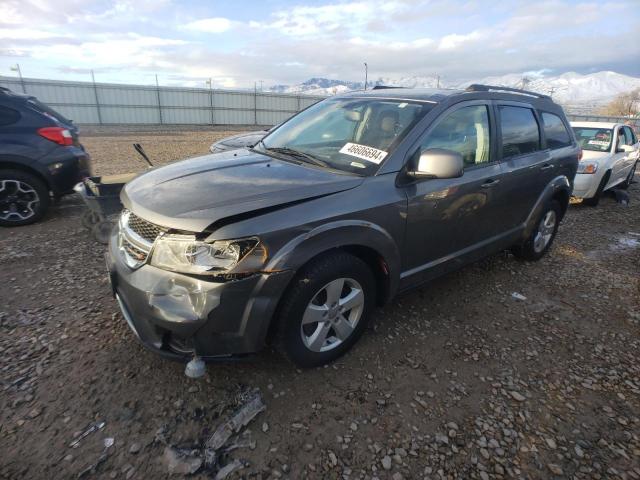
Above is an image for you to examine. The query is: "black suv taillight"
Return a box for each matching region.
[37,127,73,146]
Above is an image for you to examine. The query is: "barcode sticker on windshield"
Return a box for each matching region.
[339,143,388,164]
[588,140,609,146]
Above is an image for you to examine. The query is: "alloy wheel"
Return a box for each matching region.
[300,277,365,353]
[533,210,556,253]
[0,179,40,222]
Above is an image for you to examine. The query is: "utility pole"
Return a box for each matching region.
[10,64,25,93]
[436,74,440,89]
[91,69,103,125]
[364,63,368,90]
[259,80,263,91]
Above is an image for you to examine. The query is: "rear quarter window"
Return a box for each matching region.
[0,105,21,126]
[541,112,572,149]
[499,106,540,157]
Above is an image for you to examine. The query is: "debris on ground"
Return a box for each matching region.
[162,447,202,476]
[76,432,114,478]
[510,292,527,301]
[69,422,106,448]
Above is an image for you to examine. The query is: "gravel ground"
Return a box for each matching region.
[1,127,639,480]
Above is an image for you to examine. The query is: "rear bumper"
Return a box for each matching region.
[106,229,293,360]
[42,146,91,195]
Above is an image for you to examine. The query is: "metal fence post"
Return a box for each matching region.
[254,83,258,125]
[156,74,163,125]
[91,70,103,125]
[210,87,214,125]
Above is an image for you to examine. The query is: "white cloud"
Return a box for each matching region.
[438,31,483,50]
[185,17,234,33]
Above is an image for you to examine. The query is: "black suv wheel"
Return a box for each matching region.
[0,169,50,226]
[276,252,376,368]
[512,199,561,261]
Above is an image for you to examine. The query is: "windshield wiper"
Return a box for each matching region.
[265,147,330,168]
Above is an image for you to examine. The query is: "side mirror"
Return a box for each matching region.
[618,144,634,153]
[409,148,464,179]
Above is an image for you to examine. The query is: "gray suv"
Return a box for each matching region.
[106,85,579,367]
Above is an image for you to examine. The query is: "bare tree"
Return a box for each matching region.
[599,88,640,117]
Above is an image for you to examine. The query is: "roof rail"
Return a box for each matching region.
[371,85,405,90]
[465,84,551,100]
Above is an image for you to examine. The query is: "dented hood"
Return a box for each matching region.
[121,149,363,232]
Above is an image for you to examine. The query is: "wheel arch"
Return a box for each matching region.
[0,158,52,192]
[266,220,402,306]
[522,175,572,240]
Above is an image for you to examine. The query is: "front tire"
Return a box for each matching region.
[512,200,561,261]
[276,252,376,368]
[0,169,50,227]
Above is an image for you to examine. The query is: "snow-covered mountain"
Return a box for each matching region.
[270,71,640,112]
[466,71,640,110]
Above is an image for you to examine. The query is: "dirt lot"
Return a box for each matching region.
[1,127,639,480]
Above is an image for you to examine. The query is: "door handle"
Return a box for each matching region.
[540,164,554,171]
[481,179,500,188]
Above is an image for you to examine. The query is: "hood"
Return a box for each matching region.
[215,131,267,148]
[121,149,364,232]
[581,150,611,161]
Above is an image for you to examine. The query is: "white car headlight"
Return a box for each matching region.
[577,161,598,174]
[150,235,259,275]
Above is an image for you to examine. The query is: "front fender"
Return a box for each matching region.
[265,220,402,300]
[522,175,571,240]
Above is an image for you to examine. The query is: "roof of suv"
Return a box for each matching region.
[338,85,559,109]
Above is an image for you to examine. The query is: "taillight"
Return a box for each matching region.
[578,148,583,161]
[38,127,73,146]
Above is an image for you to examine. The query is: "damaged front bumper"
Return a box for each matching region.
[106,230,293,361]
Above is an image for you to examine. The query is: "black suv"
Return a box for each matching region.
[107,85,579,368]
[0,87,91,226]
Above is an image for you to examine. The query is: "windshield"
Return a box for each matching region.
[572,127,613,152]
[257,97,432,175]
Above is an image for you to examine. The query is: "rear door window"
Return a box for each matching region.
[0,106,20,126]
[541,112,571,149]
[27,98,72,125]
[499,106,540,157]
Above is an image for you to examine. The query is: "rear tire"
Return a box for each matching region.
[619,162,637,190]
[582,170,610,207]
[275,252,376,368]
[512,200,561,261]
[0,169,50,227]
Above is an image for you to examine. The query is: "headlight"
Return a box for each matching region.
[577,161,598,174]
[150,235,259,275]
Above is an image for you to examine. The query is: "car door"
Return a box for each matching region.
[495,103,551,228]
[401,101,511,283]
[622,126,639,173]
[605,126,631,188]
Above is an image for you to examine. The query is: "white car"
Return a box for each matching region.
[570,122,639,206]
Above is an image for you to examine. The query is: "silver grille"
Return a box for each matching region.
[127,211,167,243]
[118,210,166,268]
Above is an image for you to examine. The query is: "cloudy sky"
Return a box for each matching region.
[1,0,639,88]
